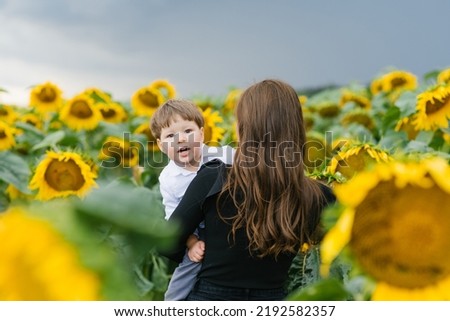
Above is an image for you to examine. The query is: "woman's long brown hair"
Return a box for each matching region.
[219,79,325,258]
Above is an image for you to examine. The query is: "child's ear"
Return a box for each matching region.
[200,127,205,142]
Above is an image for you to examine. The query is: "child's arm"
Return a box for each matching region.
[186,234,205,263]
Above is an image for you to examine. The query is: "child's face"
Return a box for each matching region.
[157,115,204,171]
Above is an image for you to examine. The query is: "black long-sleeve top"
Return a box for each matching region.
[164,160,335,290]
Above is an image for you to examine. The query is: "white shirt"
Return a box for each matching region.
[159,144,235,220]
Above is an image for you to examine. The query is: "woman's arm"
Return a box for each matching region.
[161,161,223,262]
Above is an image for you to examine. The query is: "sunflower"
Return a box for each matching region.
[201,107,225,145]
[316,102,341,118]
[303,131,331,173]
[59,94,102,131]
[370,78,383,96]
[413,84,450,131]
[395,116,419,140]
[321,157,450,300]
[131,86,164,117]
[380,70,418,93]
[0,104,18,124]
[303,109,315,132]
[99,136,139,167]
[437,68,450,84]
[0,121,16,150]
[134,122,159,152]
[82,87,113,103]
[298,95,308,107]
[339,90,371,110]
[340,109,375,130]
[29,81,63,114]
[17,113,43,130]
[443,133,450,145]
[326,143,391,181]
[0,207,100,300]
[224,88,242,113]
[149,79,176,100]
[29,150,98,201]
[97,102,128,123]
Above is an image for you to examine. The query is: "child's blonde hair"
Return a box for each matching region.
[150,99,204,139]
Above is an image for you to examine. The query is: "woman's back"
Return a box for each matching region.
[165,79,336,300]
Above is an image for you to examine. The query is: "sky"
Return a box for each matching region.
[1,0,450,106]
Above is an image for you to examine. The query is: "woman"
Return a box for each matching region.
[164,79,335,300]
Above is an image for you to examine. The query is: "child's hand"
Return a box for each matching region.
[188,240,205,262]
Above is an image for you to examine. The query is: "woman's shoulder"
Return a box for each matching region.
[196,159,229,198]
[199,158,230,173]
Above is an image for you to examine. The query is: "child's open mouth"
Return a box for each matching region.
[178,146,190,154]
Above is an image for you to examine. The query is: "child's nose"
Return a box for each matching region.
[178,132,187,142]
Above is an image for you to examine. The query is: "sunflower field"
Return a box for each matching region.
[1,68,450,301]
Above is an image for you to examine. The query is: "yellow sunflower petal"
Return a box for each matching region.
[320,208,355,277]
[0,208,100,300]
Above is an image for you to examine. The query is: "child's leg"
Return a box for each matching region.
[164,252,202,301]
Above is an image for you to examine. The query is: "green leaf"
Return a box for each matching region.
[0,151,31,193]
[30,130,66,151]
[15,122,45,138]
[404,140,434,153]
[286,278,349,301]
[394,91,417,118]
[75,182,176,247]
[0,192,9,212]
[378,130,408,152]
[380,106,400,133]
[414,130,435,144]
[423,69,440,83]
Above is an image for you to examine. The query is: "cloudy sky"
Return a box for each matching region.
[1,0,449,106]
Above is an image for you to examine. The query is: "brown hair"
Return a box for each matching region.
[150,99,204,139]
[220,79,325,258]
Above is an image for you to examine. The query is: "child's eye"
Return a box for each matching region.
[166,134,174,139]
[185,129,193,134]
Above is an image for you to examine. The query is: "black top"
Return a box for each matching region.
[164,159,336,290]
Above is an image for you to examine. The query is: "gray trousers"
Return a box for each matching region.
[164,252,202,301]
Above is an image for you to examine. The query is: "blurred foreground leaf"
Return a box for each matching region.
[286,278,349,301]
[74,182,177,251]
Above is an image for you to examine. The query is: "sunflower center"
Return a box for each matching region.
[139,91,159,108]
[351,181,450,289]
[26,119,38,126]
[0,108,7,116]
[0,130,6,138]
[425,94,450,114]
[342,113,373,129]
[44,159,86,191]
[69,100,93,119]
[336,151,370,179]
[304,139,327,170]
[353,97,368,108]
[318,104,340,117]
[38,87,57,103]
[100,108,116,119]
[390,77,406,90]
